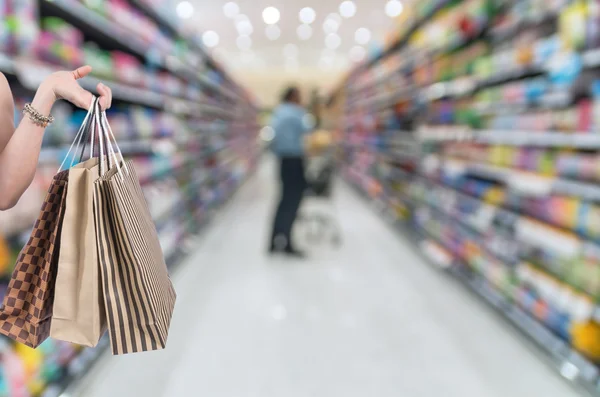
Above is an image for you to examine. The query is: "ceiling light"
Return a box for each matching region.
[355,28,371,45]
[297,24,313,40]
[323,13,341,34]
[339,1,356,18]
[283,43,299,58]
[385,0,404,17]
[260,126,275,141]
[350,46,366,62]
[236,35,252,51]
[202,31,219,48]
[236,19,253,35]
[299,7,316,24]
[176,1,194,19]
[263,6,280,25]
[325,33,341,49]
[223,2,239,18]
[266,25,281,40]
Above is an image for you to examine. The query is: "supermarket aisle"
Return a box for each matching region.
[76,158,578,397]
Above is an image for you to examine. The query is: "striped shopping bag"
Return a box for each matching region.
[93,160,176,355]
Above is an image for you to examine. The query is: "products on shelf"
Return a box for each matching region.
[0,0,260,394]
[339,0,600,381]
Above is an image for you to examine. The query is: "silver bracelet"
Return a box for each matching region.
[23,103,54,128]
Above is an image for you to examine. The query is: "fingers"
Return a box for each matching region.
[72,65,92,80]
[97,83,112,110]
[75,88,95,110]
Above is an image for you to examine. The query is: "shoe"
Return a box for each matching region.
[283,247,306,259]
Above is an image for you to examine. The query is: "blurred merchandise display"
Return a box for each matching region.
[0,0,260,395]
[333,0,600,394]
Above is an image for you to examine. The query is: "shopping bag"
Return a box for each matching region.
[0,170,68,348]
[50,158,106,347]
[94,109,176,355]
[50,97,109,347]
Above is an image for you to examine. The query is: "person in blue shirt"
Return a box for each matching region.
[269,86,311,257]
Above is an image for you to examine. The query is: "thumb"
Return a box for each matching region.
[72,65,92,80]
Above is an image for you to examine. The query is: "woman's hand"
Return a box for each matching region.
[40,65,112,110]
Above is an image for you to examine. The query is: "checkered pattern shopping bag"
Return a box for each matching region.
[94,161,176,355]
[0,170,68,348]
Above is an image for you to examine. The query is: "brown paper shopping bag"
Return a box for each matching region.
[50,158,106,347]
[94,109,176,355]
[95,161,176,355]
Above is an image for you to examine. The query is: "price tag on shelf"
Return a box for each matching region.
[583,48,600,68]
[566,350,600,383]
[420,240,453,269]
[506,172,552,197]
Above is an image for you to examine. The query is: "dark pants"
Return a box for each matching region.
[270,157,307,250]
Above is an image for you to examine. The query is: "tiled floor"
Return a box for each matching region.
[75,158,580,397]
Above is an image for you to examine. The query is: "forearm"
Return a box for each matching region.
[0,85,55,209]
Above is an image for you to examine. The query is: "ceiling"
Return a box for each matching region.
[174,0,406,107]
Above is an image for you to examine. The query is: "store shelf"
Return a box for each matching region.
[476,131,600,148]
[348,179,600,396]
[41,0,149,57]
[8,57,237,117]
[339,0,600,393]
[421,66,547,102]
[356,0,452,73]
[456,160,600,202]
[40,0,237,98]
[453,266,600,396]
[412,174,600,281]
[0,0,259,395]
[490,9,559,43]
[437,156,600,203]
[129,0,180,39]
[419,127,600,149]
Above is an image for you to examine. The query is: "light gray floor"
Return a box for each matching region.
[76,159,580,397]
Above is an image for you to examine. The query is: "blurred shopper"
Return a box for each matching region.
[0,66,112,210]
[269,86,310,257]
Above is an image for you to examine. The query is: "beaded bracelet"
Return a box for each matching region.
[23,103,54,128]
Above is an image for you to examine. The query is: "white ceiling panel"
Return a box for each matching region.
[173,0,406,106]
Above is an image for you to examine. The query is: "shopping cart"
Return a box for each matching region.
[296,150,342,248]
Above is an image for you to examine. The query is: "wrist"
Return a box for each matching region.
[31,81,56,116]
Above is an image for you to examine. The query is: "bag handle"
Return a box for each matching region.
[58,96,99,172]
[95,102,125,178]
[101,111,126,171]
[76,99,100,165]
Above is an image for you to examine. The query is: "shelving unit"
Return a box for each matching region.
[332,0,600,394]
[0,1,260,396]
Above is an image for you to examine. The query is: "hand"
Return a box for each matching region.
[43,65,112,110]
